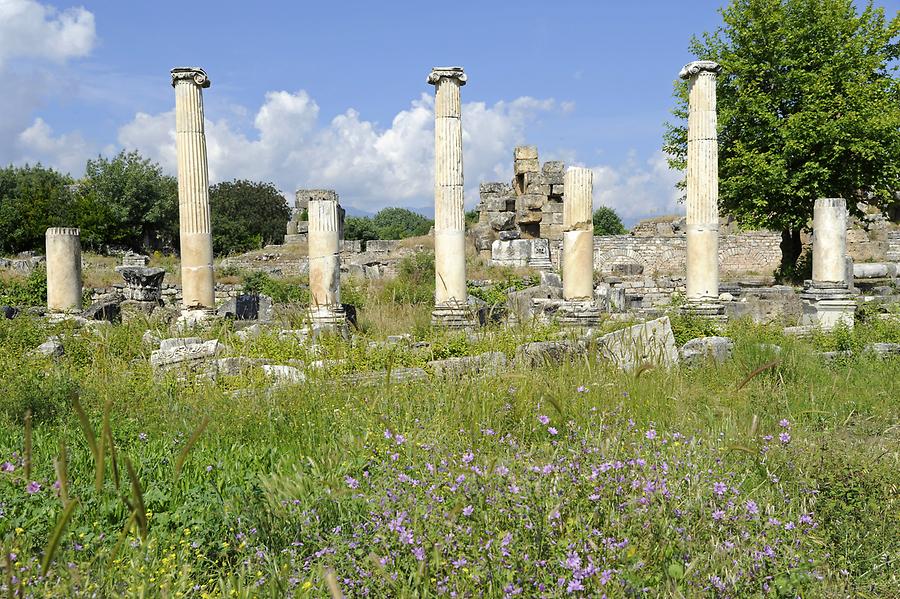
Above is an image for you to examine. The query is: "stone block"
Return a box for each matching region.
[853,262,896,279]
[515,340,584,367]
[366,240,401,253]
[489,211,517,231]
[484,197,512,212]
[540,271,562,288]
[428,351,507,378]
[341,240,363,253]
[521,172,546,193]
[480,182,512,196]
[679,336,734,366]
[544,173,564,186]
[542,161,565,174]
[550,184,565,195]
[151,339,222,371]
[521,194,545,210]
[514,158,540,175]
[514,146,538,160]
[492,239,532,267]
[517,209,543,225]
[295,189,336,210]
[473,226,496,251]
[263,364,306,385]
[499,229,521,241]
[542,201,564,214]
[596,316,678,371]
[35,337,64,357]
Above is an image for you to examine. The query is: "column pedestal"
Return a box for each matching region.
[800,282,855,330]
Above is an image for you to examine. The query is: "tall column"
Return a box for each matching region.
[679,60,722,314]
[45,227,82,312]
[307,190,346,328]
[562,167,594,300]
[428,66,474,327]
[171,67,215,311]
[812,198,847,284]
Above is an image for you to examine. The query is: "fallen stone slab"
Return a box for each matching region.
[429,351,507,378]
[159,337,203,351]
[596,316,678,371]
[680,336,734,366]
[151,339,222,371]
[82,299,121,322]
[515,340,585,367]
[340,367,428,386]
[262,364,306,385]
[863,342,900,357]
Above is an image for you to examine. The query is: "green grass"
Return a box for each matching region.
[0,314,897,597]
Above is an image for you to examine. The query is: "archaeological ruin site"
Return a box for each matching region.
[2,3,898,593]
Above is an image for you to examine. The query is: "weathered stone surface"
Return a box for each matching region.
[499,230,520,241]
[235,323,262,342]
[341,367,428,385]
[515,340,584,367]
[514,146,538,160]
[507,285,563,323]
[207,357,264,377]
[35,337,64,357]
[159,336,202,351]
[521,194,545,210]
[428,351,507,377]
[853,263,896,279]
[516,209,542,225]
[366,240,401,253]
[489,211,516,231]
[540,271,562,288]
[596,317,678,370]
[863,342,900,357]
[2,306,19,319]
[679,336,734,366]
[542,161,564,174]
[151,339,222,370]
[480,182,512,195]
[262,364,306,385]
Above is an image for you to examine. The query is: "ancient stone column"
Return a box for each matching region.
[45,227,82,312]
[801,198,855,329]
[812,198,847,283]
[171,67,215,312]
[562,167,594,300]
[307,190,346,328]
[680,60,722,315]
[428,66,474,327]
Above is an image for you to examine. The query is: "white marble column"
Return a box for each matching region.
[171,67,215,311]
[428,67,470,325]
[307,191,345,326]
[562,167,594,300]
[680,60,722,310]
[45,227,82,312]
[812,198,847,284]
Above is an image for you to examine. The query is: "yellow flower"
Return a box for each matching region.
[302,581,312,590]
[14,527,23,535]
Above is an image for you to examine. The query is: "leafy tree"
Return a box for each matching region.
[663,0,900,271]
[209,179,290,255]
[75,150,178,252]
[344,216,379,244]
[371,207,433,239]
[0,165,75,254]
[592,207,627,235]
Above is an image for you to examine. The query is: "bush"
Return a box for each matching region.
[242,271,308,305]
[0,267,47,307]
[378,251,434,305]
[210,180,290,255]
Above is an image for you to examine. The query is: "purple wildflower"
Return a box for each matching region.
[345,476,359,489]
[713,482,727,496]
[538,415,550,425]
[645,429,657,440]
[745,500,759,516]
[779,419,790,428]
[548,427,558,436]
[26,481,41,494]
[462,505,474,516]
[1,462,14,473]
[779,431,791,445]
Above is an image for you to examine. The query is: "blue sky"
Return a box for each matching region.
[2,0,897,224]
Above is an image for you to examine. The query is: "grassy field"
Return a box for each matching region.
[0,300,898,597]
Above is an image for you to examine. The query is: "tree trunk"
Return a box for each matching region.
[779,228,802,274]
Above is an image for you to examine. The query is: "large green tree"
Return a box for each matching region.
[75,150,178,252]
[0,165,75,254]
[593,207,627,235]
[209,179,290,255]
[371,207,433,239]
[664,0,900,271]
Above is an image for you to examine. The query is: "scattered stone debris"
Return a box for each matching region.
[863,342,900,357]
[429,351,507,378]
[595,316,679,371]
[515,340,585,367]
[34,337,64,358]
[262,364,306,385]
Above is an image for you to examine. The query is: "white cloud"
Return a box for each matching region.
[0,0,96,168]
[586,151,683,226]
[16,117,103,174]
[0,0,95,67]
[117,89,558,213]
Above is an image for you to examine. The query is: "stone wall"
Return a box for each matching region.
[593,231,783,277]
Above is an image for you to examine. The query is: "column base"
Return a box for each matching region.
[555,299,602,327]
[308,305,350,337]
[681,299,726,321]
[432,302,481,329]
[800,281,856,330]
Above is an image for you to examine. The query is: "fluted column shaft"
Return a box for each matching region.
[172,68,215,310]
[681,61,721,302]
[429,67,467,306]
[563,167,594,300]
[812,198,847,284]
[46,227,82,312]
[308,193,342,309]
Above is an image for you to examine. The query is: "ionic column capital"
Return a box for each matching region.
[679,60,721,80]
[171,67,211,88]
[427,66,467,86]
